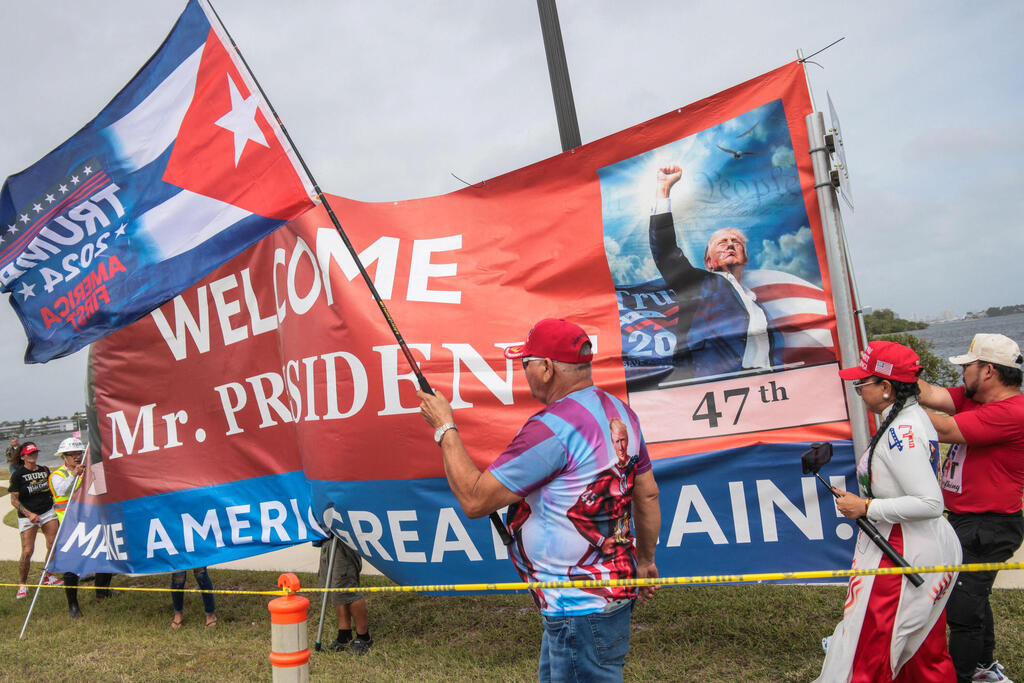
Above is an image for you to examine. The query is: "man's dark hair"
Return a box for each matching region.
[989,362,1023,388]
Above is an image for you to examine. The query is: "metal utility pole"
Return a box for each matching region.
[806,112,870,456]
[536,0,582,151]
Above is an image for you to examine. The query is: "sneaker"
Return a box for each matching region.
[43,573,64,587]
[325,636,351,652]
[16,585,28,599]
[974,662,1014,683]
[350,636,374,656]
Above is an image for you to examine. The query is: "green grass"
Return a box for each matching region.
[1,561,1022,682]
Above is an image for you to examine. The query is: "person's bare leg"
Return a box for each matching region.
[336,603,351,631]
[350,599,369,635]
[18,526,38,584]
[40,519,58,559]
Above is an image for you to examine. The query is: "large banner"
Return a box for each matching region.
[53,62,859,581]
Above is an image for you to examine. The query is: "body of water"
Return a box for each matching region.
[10,430,87,471]
[912,312,1024,369]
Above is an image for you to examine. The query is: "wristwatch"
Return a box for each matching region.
[434,422,457,445]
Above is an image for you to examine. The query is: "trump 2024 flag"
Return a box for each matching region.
[0,0,316,363]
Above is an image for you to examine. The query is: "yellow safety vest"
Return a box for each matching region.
[48,465,78,522]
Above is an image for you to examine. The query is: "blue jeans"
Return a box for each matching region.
[171,567,216,615]
[538,600,633,683]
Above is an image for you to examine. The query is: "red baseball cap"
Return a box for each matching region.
[838,341,922,383]
[503,318,593,364]
[20,444,39,455]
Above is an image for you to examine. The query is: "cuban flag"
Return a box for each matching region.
[0,0,316,362]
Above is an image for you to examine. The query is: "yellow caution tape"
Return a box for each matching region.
[4,561,1020,597]
[304,561,1024,595]
[0,583,284,596]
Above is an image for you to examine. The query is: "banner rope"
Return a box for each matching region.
[4,561,1019,597]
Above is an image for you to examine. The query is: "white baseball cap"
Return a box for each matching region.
[949,333,1023,369]
[56,437,85,455]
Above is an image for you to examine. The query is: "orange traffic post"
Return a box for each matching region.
[268,573,310,683]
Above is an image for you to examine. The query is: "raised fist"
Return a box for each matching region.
[656,165,682,198]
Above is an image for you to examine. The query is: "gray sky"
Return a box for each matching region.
[2,0,1022,419]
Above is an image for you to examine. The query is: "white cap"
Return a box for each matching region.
[949,333,1023,369]
[56,437,85,455]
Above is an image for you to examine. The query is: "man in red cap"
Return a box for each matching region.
[418,318,660,681]
[917,333,1024,683]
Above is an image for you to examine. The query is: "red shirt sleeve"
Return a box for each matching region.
[947,385,966,412]
[954,397,1022,447]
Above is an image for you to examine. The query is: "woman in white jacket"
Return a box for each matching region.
[816,340,960,683]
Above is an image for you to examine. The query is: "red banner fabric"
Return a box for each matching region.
[69,61,856,579]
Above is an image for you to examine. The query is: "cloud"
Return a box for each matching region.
[604,236,660,286]
[755,226,819,284]
[771,145,795,168]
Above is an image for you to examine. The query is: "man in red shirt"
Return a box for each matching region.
[918,333,1024,683]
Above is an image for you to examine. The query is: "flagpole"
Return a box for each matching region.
[201,0,428,393]
[19,467,84,640]
[202,1,512,547]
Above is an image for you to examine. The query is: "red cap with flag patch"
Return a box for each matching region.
[838,340,922,383]
[503,318,593,364]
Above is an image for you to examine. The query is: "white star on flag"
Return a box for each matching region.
[17,281,36,300]
[71,176,80,185]
[214,73,269,167]
[83,166,93,175]
[33,203,43,213]
[19,214,29,224]
[115,223,127,237]
[45,194,55,203]
[59,184,68,193]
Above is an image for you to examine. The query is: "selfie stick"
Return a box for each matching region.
[809,470,924,588]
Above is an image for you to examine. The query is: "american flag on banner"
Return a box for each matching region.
[618,269,835,387]
[743,268,836,366]
[0,0,316,362]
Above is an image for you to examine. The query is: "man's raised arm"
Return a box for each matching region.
[916,378,965,443]
[917,378,955,414]
[417,389,521,518]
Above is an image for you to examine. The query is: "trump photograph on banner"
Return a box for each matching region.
[600,99,834,392]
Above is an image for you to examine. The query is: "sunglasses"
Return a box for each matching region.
[852,378,882,395]
[521,356,545,370]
